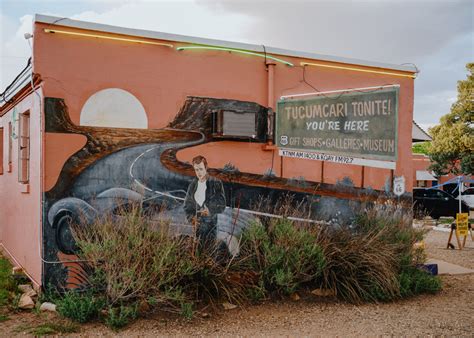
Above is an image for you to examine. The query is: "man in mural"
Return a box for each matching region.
[184,155,226,249]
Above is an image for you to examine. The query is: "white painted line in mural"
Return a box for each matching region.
[129,146,188,201]
[238,208,325,225]
[279,148,396,169]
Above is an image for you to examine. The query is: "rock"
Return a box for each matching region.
[311,288,335,297]
[25,289,37,298]
[18,294,35,309]
[290,293,300,301]
[138,300,150,314]
[201,312,210,318]
[12,266,24,275]
[222,302,237,310]
[18,284,33,293]
[39,302,57,312]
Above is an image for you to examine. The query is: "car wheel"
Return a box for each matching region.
[54,212,79,255]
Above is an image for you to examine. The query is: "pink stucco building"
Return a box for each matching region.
[1,15,418,289]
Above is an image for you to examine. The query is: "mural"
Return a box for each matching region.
[79,88,148,129]
[42,96,411,289]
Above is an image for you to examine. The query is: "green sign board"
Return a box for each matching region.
[276,87,399,161]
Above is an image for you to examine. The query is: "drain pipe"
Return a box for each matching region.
[263,61,280,176]
[267,61,276,110]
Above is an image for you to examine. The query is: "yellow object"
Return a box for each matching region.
[456,213,469,236]
[44,29,174,48]
[300,62,416,79]
[413,241,425,250]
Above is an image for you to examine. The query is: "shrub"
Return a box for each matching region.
[0,257,18,308]
[56,290,105,323]
[399,267,442,297]
[73,206,196,306]
[105,304,138,330]
[180,302,193,320]
[240,219,325,296]
[62,198,441,329]
[317,226,401,302]
[72,204,256,313]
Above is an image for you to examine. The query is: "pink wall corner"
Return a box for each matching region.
[44,133,87,192]
[0,89,43,287]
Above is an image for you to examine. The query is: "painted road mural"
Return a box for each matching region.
[42,96,409,288]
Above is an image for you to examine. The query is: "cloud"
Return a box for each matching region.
[1,0,472,128]
[69,1,255,42]
[0,0,255,90]
[1,14,33,90]
[198,0,473,65]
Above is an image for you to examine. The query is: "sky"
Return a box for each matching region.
[1,0,472,132]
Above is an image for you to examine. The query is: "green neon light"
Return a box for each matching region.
[176,46,294,66]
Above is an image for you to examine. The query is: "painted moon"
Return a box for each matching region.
[80,88,148,129]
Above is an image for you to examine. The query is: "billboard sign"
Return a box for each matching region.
[276,87,399,161]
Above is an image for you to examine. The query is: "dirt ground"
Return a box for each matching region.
[3,228,474,337]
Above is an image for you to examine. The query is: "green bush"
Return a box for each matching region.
[0,257,17,308]
[399,267,442,297]
[240,219,325,296]
[56,290,105,323]
[349,204,441,302]
[61,200,441,329]
[105,304,138,330]
[180,302,193,320]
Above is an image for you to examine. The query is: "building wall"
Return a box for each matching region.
[0,90,42,288]
[30,21,415,288]
[33,22,414,193]
[412,153,434,187]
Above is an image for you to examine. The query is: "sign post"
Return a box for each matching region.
[457,213,469,249]
[393,176,405,197]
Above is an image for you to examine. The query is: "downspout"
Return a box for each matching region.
[265,61,282,177]
[267,61,276,110]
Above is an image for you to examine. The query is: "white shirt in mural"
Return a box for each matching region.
[194,180,207,207]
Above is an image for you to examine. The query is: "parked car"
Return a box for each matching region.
[458,187,474,209]
[413,188,470,219]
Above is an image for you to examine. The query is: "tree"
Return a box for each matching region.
[428,63,474,176]
[412,141,430,155]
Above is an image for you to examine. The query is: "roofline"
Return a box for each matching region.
[0,74,41,116]
[412,120,432,142]
[35,14,417,74]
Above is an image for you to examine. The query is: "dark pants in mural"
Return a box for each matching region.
[184,176,226,253]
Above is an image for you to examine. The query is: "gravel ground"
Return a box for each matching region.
[3,228,474,337]
[424,225,474,269]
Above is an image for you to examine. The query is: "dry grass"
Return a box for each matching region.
[56,197,440,329]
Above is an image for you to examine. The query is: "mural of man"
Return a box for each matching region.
[184,155,226,247]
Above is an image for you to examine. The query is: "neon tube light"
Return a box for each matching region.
[300,62,416,79]
[177,46,294,66]
[280,84,400,100]
[43,29,174,48]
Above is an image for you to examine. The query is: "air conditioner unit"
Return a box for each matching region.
[212,108,266,141]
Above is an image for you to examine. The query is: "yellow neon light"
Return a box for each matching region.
[43,29,174,48]
[300,62,416,79]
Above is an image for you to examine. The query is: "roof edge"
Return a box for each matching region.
[35,14,418,74]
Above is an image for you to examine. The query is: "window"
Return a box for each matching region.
[0,127,3,174]
[18,112,30,183]
[417,180,426,187]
